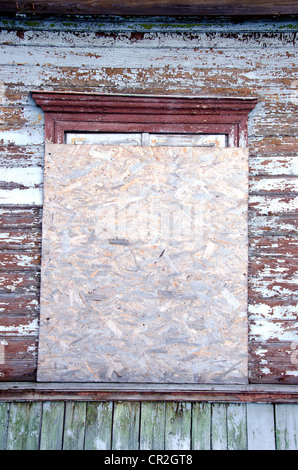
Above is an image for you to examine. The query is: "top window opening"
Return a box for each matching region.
[65,132,228,148]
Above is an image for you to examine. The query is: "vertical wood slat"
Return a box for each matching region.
[0,402,10,449]
[6,402,42,450]
[275,404,298,450]
[192,402,211,450]
[39,401,65,450]
[84,401,113,450]
[247,403,276,450]
[211,403,228,450]
[140,401,166,450]
[165,402,191,450]
[112,402,140,450]
[62,401,87,450]
[227,403,247,450]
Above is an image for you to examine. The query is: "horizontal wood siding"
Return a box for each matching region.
[0,16,297,383]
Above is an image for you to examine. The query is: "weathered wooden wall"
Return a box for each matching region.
[1,400,298,450]
[0,15,297,383]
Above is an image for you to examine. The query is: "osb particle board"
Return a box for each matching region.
[37,144,248,383]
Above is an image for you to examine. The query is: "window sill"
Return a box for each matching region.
[1,382,298,403]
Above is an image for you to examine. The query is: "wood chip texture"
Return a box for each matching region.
[37,144,248,383]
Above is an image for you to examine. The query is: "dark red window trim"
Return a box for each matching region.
[31,91,257,147]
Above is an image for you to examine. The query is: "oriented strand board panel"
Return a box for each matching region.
[37,144,248,383]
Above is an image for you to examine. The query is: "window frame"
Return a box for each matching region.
[31,92,257,147]
[27,91,272,401]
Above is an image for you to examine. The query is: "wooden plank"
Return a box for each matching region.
[249,257,298,278]
[2,382,298,402]
[6,401,42,450]
[249,157,298,176]
[249,215,298,237]
[2,60,297,102]
[0,360,36,381]
[0,271,40,293]
[112,402,140,450]
[4,43,296,69]
[39,401,65,450]
[249,236,298,256]
[0,402,9,449]
[227,403,247,450]
[250,341,298,361]
[84,401,113,450]
[249,136,298,157]
[140,401,166,450]
[165,402,191,450]
[249,299,298,320]
[0,293,39,314]
[0,230,41,250]
[0,337,37,361]
[0,207,42,229]
[0,315,38,337]
[1,29,297,50]
[249,279,298,300]
[247,403,275,449]
[250,176,298,194]
[0,251,41,270]
[250,362,298,384]
[249,196,298,216]
[62,401,87,450]
[0,16,296,34]
[275,404,298,450]
[211,403,227,450]
[192,402,211,450]
[0,2,297,17]
[0,145,44,167]
[249,319,298,343]
[249,340,298,384]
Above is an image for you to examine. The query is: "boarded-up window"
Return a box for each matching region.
[37,140,248,384]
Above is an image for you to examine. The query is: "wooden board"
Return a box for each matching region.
[6,402,42,450]
[39,401,65,450]
[246,403,276,450]
[37,144,248,384]
[0,0,297,15]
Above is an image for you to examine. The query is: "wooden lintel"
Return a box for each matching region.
[1,383,298,403]
[31,91,257,146]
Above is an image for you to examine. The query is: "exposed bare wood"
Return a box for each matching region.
[0,293,39,314]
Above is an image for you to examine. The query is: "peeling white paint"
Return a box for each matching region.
[249,303,298,320]
[250,195,298,215]
[250,279,298,298]
[0,166,43,186]
[0,187,43,205]
[250,320,298,342]
[0,318,39,336]
[250,157,298,176]
[0,128,44,146]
